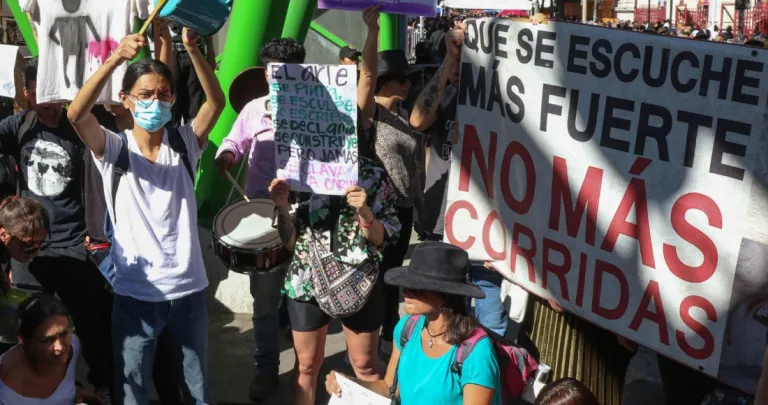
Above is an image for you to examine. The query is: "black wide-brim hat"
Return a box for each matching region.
[229,66,270,114]
[377,49,411,78]
[384,242,485,299]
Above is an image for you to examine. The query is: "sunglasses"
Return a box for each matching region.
[10,234,43,256]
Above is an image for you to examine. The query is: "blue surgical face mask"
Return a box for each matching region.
[133,99,173,132]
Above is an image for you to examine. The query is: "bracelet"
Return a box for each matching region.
[359,217,374,229]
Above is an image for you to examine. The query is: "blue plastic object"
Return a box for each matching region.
[157,0,233,37]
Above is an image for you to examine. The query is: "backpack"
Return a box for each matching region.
[96,127,194,283]
[389,315,539,404]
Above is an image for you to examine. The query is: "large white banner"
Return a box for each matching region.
[447,19,768,394]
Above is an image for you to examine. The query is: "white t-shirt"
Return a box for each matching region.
[93,125,208,302]
[20,0,150,104]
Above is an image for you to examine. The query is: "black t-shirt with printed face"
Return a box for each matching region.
[0,111,86,251]
[418,86,457,237]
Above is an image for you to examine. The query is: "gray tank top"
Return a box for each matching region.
[372,105,425,209]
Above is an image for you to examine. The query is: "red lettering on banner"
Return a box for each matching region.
[600,176,656,269]
[575,252,587,307]
[445,200,478,250]
[483,210,506,260]
[511,223,537,283]
[662,193,722,283]
[542,238,571,301]
[629,280,670,345]
[500,141,536,214]
[459,125,497,199]
[592,259,629,320]
[676,295,716,360]
[549,157,604,246]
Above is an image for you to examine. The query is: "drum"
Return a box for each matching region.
[212,198,290,274]
[157,0,233,37]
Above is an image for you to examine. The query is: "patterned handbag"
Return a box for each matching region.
[306,228,378,318]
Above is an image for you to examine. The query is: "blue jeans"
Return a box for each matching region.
[467,265,508,336]
[250,262,288,375]
[112,290,209,405]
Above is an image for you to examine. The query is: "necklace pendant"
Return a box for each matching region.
[428,338,434,348]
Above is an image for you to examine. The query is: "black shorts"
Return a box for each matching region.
[287,278,384,333]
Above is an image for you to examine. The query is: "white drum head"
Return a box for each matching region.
[214,199,281,250]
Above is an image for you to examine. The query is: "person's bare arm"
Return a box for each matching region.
[153,18,173,71]
[463,384,495,405]
[346,186,385,247]
[410,22,465,131]
[357,5,381,127]
[68,34,145,159]
[183,28,225,147]
[205,37,216,69]
[270,179,297,251]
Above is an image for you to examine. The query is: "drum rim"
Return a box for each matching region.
[212,198,284,253]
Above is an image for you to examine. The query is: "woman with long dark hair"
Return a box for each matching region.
[324,242,501,405]
[0,294,101,404]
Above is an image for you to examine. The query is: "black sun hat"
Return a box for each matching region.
[384,242,485,299]
[377,49,410,78]
[228,66,269,114]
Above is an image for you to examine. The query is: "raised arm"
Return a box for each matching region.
[182,28,225,147]
[357,5,381,127]
[153,18,173,72]
[68,34,145,159]
[410,22,465,131]
[205,37,216,70]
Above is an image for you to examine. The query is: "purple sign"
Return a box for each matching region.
[317,0,438,16]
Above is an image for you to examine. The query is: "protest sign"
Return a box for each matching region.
[327,373,390,405]
[0,45,19,98]
[269,63,358,195]
[317,0,437,16]
[446,19,768,394]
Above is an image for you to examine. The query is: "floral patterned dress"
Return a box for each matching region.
[284,157,402,301]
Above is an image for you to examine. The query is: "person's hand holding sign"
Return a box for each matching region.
[347,185,385,248]
[362,5,381,31]
[111,34,145,64]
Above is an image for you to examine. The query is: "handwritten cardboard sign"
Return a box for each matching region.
[447,19,768,394]
[0,45,19,99]
[317,0,437,16]
[268,63,358,196]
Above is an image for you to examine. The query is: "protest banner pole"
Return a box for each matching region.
[581,0,587,22]
[194,0,274,227]
[282,0,318,42]
[593,0,598,21]
[380,13,399,51]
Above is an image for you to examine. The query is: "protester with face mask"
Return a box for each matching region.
[66,28,225,405]
[0,294,102,405]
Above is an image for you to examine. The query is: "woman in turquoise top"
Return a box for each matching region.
[325,242,502,405]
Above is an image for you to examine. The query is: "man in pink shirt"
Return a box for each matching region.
[213,38,306,401]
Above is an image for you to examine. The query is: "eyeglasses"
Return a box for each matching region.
[10,233,44,256]
[39,323,74,346]
[126,93,175,108]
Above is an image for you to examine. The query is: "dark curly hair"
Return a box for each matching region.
[533,378,600,405]
[260,38,306,64]
[24,57,37,89]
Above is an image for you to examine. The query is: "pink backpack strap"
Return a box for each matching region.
[452,327,489,374]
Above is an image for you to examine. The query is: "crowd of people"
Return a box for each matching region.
[0,3,761,405]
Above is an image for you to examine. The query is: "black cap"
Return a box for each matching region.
[339,45,361,61]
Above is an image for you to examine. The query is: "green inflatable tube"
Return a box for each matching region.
[282,0,318,43]
[194,0,277,227]
[5,0,38,56]
[379,13,400,52]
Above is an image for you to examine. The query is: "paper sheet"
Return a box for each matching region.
[0,45,18,98]
[327,373,390,405]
